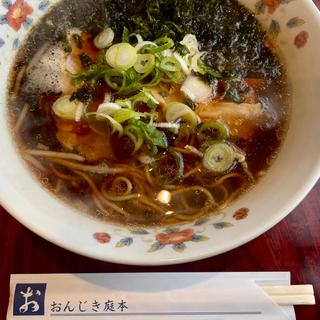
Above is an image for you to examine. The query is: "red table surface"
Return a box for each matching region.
[1,1,320,319]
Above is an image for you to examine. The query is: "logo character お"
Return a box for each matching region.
[13,283,46,316]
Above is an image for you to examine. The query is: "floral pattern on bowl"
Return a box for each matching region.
[1,0,33,31]
[0,0,49,50]
[251,0,310,49]
[91,210,248,254]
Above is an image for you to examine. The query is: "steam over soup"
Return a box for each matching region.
[8,0,290,226]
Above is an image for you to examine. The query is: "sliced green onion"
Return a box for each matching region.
[52,96,83,121]
[149,37,175,54]
[142,90,159,105]
[124,67,141,82]
[134,54,155,75]
[175,43,190,56]
[129,33,144,44]
[115,99,132,108]
[122,27,130,43]
[118,68,142,94]
[97,102,122,116]
[142,68,161,87]
[190,52,205,73]
[94,28,114,49]
[197,120,229,143]
[164,102,198,128]
[199,139,220,153]
[113,109,144,123]
[72,66,107,86]
[159,56,181,72]
[180,34,199,56]
[85,112,123,136]
[135,41,157,53]
[104,69,125,90]
[153,149,184,184]
[124,125,144,154]
[127,119,168,153]
[173,52,190,75]
[174,123,193,146]
[198,58,222,78]
[73,33,222,98]
[161,66,185,84]
[131,91,158,111]
[105,43,137,71]
[202,143,235,173]
[170,150,184,178]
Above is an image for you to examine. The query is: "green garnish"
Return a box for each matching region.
[198,58,222,78]
[72,65,108,85]
[71,32,219,95]
[127,119,168,153]
[122,27,130,43]
[123,125,144,154]
[131,90,158,111]
[197,120,229,143]
[134,54,155,75]
[67,29,228,156]
[113,108,154,124]
[153,149,184,184]
[105,43,138,71]
[202,143,235,173]
[164,102,198,128]
[85,112,124,136]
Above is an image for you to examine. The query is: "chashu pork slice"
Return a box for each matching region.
[196,101,264,140]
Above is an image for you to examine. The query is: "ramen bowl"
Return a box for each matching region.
[0,0,319,265]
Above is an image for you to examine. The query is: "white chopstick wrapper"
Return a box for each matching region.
[8,273,295,320]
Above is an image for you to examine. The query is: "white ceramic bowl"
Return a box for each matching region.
[0,0,319,265]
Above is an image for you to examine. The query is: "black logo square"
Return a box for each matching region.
[13,283,47,316]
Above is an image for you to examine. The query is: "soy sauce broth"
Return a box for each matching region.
[7,0,290,226]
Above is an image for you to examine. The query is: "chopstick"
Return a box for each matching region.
[261,285,316,305]
[270,295,316,305]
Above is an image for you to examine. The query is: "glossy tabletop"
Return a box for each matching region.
[1,1,320,319]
